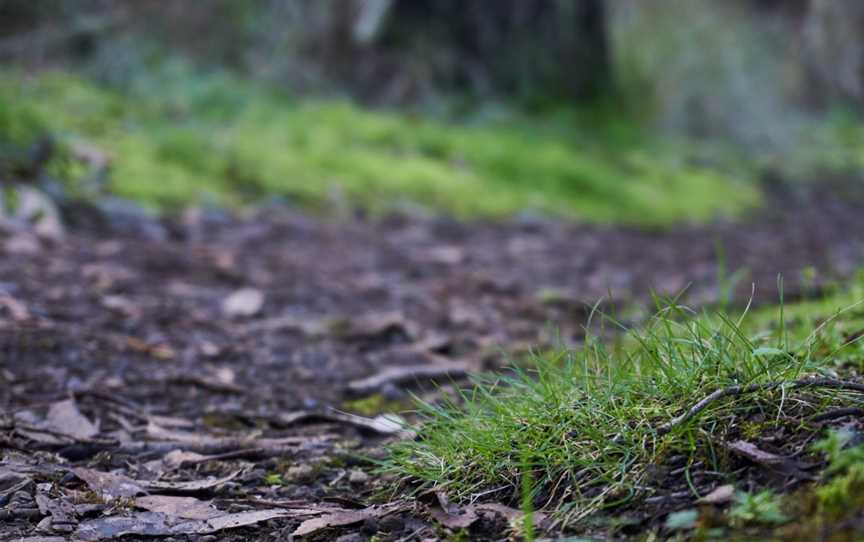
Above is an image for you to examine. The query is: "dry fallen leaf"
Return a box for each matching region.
[134,495,221,520]
[75,508,291,540]
[73,468,145,500]
[429,504,478,529]
[161,450,210,469]
[15,186,65,240]
[275,410,412,436]
[46,399,99,440]
[292,504,403,537]
[698,484,736,505]
[346,362,472,395]
[143,471,240,494]
[204,509,290,531]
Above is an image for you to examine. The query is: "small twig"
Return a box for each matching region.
[658,377,864,434]
[809,407,864,423]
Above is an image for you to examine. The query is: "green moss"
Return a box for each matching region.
[816,463,864,521]
[1,66,760,224]
[342,394,409,417]
[263,473,284,486]
[728,491,788,527]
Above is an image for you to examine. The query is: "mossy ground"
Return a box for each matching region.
[2,66,761,225]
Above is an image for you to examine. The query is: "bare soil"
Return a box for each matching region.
[2,187,864,540]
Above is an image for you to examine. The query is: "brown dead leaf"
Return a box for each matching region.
[134,495,221,520]
[75,508,291,540]
[73,468,145,500]
[329,412,410,436]
[148,415,196,429]
[292,503,402,537]
[275,410,412,436]
[347,362,472,395]
[141,422,322,455]
[46,399,98,440]
[3,233,41,256]
[429,504,478,529]
[698,484,736,505]
[143,471,240,494]
[34,490,76,533]
[161,450,209,469]
[145,423,224,445]
[203,509,290,530]
[75,512,182,540]
[16,186,65,240]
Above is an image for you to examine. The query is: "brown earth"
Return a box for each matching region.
[2,187,864,541]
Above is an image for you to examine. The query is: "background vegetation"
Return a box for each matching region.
[3,1,864,224]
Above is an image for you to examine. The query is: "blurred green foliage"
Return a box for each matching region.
[1,65,761,223]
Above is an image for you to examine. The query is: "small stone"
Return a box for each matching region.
[5,234,41,255]
[285,464,315,482]
[378,514,404,533]
[222,287,264,318]
[348,470,370,484]
[381,382,405,401]
[96,197,166,241]
[698,484,736,505]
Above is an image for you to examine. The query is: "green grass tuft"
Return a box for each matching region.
[383,296,864,526]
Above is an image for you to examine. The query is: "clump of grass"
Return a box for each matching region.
[384,299,864,525]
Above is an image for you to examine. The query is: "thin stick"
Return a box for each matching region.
[658,377,864,434]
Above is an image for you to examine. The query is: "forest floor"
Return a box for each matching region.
[3,185,864,541]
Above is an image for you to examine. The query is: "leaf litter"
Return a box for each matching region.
[4,188,864,538]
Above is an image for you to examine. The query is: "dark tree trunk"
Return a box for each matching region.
[381,0,613,103]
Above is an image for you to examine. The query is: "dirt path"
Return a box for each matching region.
[2,188,864,540]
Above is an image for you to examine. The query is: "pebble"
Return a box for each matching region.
[348,469,370,484]
[285,464,315,482]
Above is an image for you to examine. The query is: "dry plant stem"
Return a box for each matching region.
[658,377,864,434]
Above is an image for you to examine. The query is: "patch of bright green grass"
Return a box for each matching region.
[0,66,758,224]
[742,276,864,370]
[383,292,864,527]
